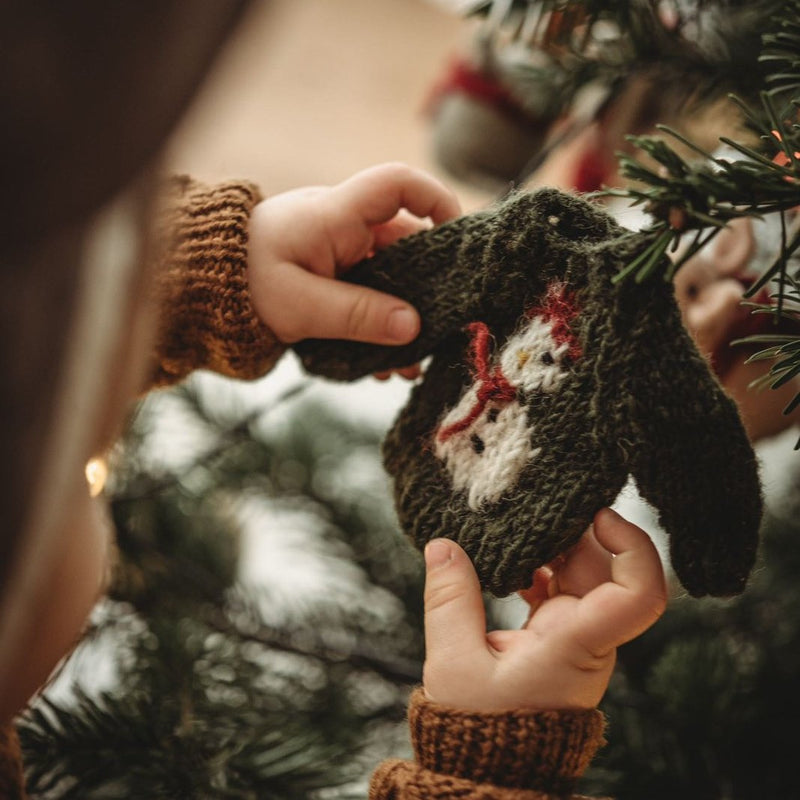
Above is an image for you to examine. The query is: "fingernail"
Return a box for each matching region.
[387,308,418,343]
[425,539,453,569]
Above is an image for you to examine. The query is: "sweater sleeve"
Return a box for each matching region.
[149,175,285,387]
[369,688,607,800]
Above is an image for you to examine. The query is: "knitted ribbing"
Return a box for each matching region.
[369,763,603,799]
[151,176,284,386]
[0,724,26,800]
[368,688,605,799]
[294,189,762,598]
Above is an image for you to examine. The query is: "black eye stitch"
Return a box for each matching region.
[541,352,555,365]
[470,433,485,454]
[487,408,499,423]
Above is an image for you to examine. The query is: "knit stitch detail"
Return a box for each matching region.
[369,759,604,799]
[526,282,582,361]
[0,724,26,800]
[150,176,284,385]
[405,689,605,796]
[433,294,579,509]
[435,382,540,509]
[294,188,763,599]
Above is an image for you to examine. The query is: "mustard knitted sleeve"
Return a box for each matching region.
[150,176,285,387]
[369,688,607,800]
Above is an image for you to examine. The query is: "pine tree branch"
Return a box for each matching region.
[203,600,423,686]
[600,0,800,428]
[111,379,313,505]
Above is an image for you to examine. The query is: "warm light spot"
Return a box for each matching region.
[85,457,108,498]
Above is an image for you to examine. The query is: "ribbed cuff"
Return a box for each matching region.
[151,176,285,386]
[408,688,605,795]
[370,759,566,799]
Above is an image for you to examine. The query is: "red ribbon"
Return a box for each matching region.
[436,322,516,443]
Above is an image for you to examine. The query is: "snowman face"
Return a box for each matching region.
[434,309,576,510]
[499,316,572,394]
[434,388,541,510]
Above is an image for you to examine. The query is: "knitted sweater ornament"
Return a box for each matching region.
[294,189,762,598]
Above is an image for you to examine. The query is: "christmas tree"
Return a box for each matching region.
[18,379,429,798]
[432,0,800,409]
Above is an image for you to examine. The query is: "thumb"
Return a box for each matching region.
[423,539,488,661]
[262,264,420,344]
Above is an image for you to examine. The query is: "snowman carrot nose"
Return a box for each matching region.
[517,350,531,368]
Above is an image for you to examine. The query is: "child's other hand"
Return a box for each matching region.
[247,163,460,350]
[422,508,667,712]
[673,217,800,440]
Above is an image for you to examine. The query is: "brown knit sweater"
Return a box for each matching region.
[370,688,607,800]
[149,175,285,385]
[0,180,608,799]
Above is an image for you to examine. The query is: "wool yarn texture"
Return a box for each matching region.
[293,189,762,598]
[369,688,605,799]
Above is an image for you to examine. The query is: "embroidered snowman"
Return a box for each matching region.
[434,282,581,509]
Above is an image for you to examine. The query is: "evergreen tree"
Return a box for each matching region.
[462,0,800,409]
[18,380,428,798]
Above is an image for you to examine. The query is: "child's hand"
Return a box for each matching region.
[422,508,667,711]
[673,217,800,440]
[247,163,461,355]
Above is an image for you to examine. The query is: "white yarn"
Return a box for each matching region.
[434,315,565,509]
[499,316,569,393]
[435,396,540,509]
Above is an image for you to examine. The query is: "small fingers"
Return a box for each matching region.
[423,539,490,661]
[332,163,461,228]
[371,210,430,250]
[518,567,552,623]
[594,508,667,602]
[573,509,667,656]
[263,263,419,344]
[551,525,614,599]
[396,364,421,380]
[372,364,421,382]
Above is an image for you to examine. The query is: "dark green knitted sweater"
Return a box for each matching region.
[294,188,762,598]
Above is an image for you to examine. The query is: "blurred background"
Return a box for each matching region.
[165,0,491,209]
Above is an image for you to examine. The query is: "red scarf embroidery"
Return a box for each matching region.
[436,321,516,443]
[436,283,581,445]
